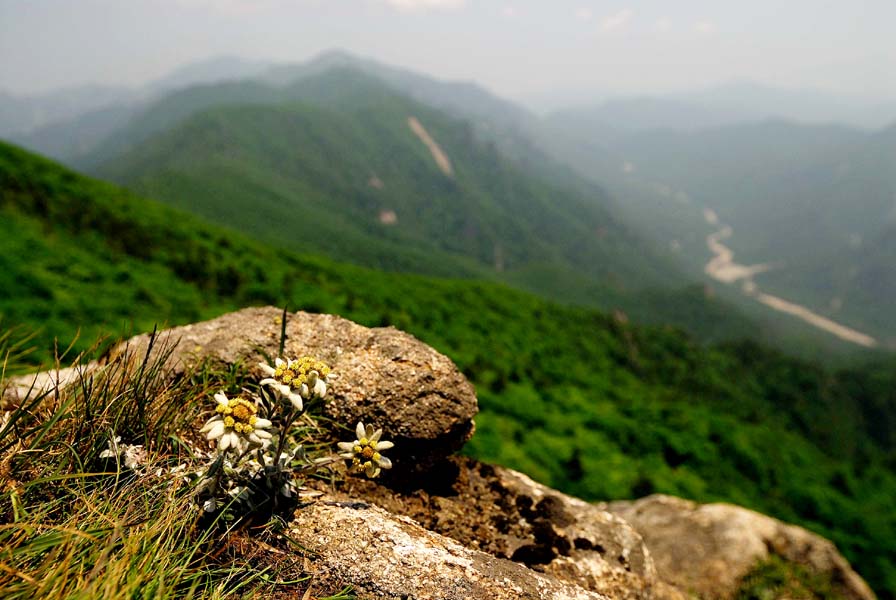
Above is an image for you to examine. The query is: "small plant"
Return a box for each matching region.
[183,352,394,522]
[0,322,385,599]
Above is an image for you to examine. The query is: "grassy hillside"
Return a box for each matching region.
[2,141,896,596]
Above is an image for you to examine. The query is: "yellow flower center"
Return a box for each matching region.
[361,446,375,460]
[232,404,251,421]
[272,356,331,387]
[216,397,258,435]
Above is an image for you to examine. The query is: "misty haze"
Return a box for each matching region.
[2,2,895,599]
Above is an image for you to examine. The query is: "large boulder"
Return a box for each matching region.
[604,494,875,600]
[1,307,478,461]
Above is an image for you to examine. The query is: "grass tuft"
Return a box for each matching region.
[0,335,355,599]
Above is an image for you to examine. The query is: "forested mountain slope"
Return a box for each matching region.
[94,70,680,306]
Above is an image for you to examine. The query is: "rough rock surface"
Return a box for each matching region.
[331,456,676,600]
[604,494,875,600]
[1,307,478,459]
[291,497,609,600]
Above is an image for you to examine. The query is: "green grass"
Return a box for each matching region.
[3,141,896,597]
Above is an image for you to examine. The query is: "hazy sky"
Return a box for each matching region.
[2,0,895,104]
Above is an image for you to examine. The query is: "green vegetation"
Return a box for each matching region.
[2,142,896,597]
[95,70,679,299]
[80,68,874,355]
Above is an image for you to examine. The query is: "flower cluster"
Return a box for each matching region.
[96,338,398,524]
[188,352,395,519]
[259,356,331,411]
[338,421,394,478]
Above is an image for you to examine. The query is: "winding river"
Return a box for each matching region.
[702,208,878,348]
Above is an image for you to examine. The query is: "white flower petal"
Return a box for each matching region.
[313,379,327,398]
[356,422,366,440]
[369,428,383,443]
[337,441,355,452]
[375,440,394,451]
[203,498,217,512]
[254,429,273,440]
[254,418,272,429]
[338,452,354,460]
[377,456,393,470]
[259,362,276,376]
[259,377,277,387]
[289,393,304,411]
[99,449,117,458]
[300,383,310,398]
[219,433,231,451]
[200,415,222,433]
[275,357,285,368]
[214,392,229,407]
[206,421,226,441]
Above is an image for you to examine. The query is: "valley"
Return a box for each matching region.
[701,208,878,347]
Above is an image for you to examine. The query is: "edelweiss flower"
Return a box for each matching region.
[338,421,394,478]
[200,392,272,453]
[259,356,331,411]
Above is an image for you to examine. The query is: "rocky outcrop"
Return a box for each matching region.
[2,308,875,600]
[605,495,875,600]
[290,498,608,600]
[331,457,673,600]
[2,307,478,461]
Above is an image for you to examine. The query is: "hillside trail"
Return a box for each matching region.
[407,116,454,177]
[702,208,878,348]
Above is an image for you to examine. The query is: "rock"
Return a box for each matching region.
[290,495,610,600]
[1,365,87,410]
[329,456,678,600]
[1,307,478,460]
[604,494,875,600]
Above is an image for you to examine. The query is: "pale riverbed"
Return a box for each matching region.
[702,210,877,348]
